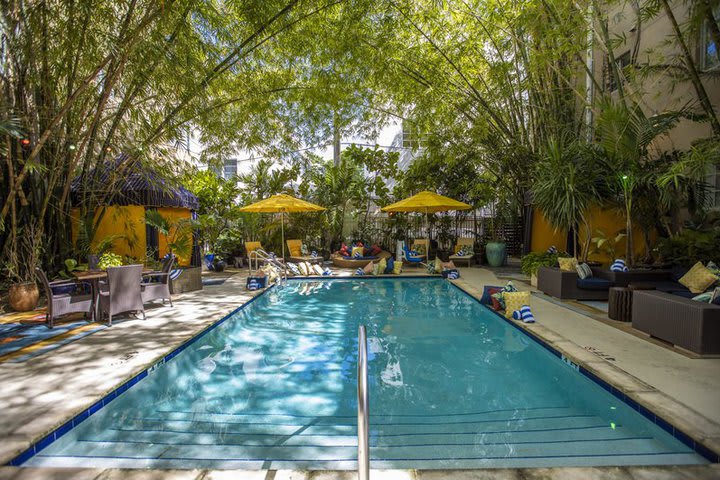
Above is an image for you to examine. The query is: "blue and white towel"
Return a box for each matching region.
[247,279,259,291]
[355,268,365,276]
[323,267,332,276]
[547,246,557,254]
[311,250,318,258]
[610,259,628,272]
[512,305,535,323]
[447,270,460,280]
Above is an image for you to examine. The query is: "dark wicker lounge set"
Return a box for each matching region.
[538,265,720,355]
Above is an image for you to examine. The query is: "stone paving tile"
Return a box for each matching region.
[416,469,521,479]
[579,361,655,393]
[521,467,633,480]
[204,471,270,480]
[97,469,204,480]
[626,465,720,479]
[0,466,102,480]
[630,391,720,440]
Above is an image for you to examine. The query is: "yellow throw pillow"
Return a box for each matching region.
[503,291,531,319]
[375,258,387,275]
[352,246,364,258]
[393,261,402,274]
[433,257,443,273]
[679,262,718,294]
[558,257,578,272]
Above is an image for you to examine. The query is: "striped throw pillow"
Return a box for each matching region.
[576,263,593,279]
[610,259,628,272]
[512,305,535,323]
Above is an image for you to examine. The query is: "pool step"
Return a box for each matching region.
[28,405,702,469]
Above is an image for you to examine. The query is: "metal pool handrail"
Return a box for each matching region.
[357,325,369,480]
[248,248,286,285]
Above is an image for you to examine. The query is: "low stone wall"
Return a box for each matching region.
[170,266,202,294]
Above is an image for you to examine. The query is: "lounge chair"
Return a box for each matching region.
[412,239,429,261]
[287,239,323,264]
[331,250,392,268]
[141,255,175,307]
[98,264,145,326]
[449,238,474,267]
[402,243,424,266]
[35,268,93,328]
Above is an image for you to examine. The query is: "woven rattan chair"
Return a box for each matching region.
[98,265,145,326]
[35,268,93,328]
[141,255,175,307]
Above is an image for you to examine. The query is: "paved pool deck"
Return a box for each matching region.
[0,266,718,479]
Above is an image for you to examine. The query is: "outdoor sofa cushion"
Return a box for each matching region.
[576,277,612,290]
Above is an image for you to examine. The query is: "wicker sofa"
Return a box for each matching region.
[537,266,613,300]
[632,290,720,354]
[537,266,689,301]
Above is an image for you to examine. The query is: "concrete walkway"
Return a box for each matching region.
[0,266,719,479]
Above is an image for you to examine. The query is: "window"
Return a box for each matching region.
[606,51,632,92]
[700,8,720,70]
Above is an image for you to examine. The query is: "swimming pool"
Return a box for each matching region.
[18,278,709,469]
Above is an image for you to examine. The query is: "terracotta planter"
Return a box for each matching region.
[8,282,39,312]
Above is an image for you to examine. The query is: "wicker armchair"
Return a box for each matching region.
[98,265,145,326]
[35,268,93,328]
[141,255,175,307]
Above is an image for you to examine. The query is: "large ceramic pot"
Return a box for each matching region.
[485,241,507,267]
[8,282,40,312]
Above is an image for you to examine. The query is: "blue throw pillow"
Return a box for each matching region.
[610,259,628,272]
[480,285,502,305]
[385,256,395,274]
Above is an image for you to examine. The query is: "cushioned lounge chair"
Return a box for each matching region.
[36,268,93,328]
[411,239,429,261]
[286,239,323,264]
[402,243,424,266]
[245,241,263,257]
[98,264,145,326]
[537,266,613,300]
[141,255,175,307]
[449,238,474,266]
[331,250,392,268]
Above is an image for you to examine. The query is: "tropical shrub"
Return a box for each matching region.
[655,229,720,267]
[520,251,566,276]
[98,253,123,270]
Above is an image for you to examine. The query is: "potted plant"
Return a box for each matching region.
[5,223,43,312]
[485,207,507,267]
[521,251,563,287]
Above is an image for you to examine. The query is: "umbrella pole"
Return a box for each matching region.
[281,211,286,264]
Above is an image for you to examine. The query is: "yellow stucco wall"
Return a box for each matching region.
[530,208,567,253]
[531,206,650,265]
[71,205,193,266]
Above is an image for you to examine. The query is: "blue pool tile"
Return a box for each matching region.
[695,442,719,463]
[673,429,695,450]
[53,420,73,440]
[71,410,89,428]
[33,433,55,453]
[87,400,103,416]
[8,447,34,466]
[624,396,639,411]
[654,415,674,435]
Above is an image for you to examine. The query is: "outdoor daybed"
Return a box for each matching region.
[632,290,720,355]
[331,250,392,268]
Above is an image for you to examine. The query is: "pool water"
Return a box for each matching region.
[24,278,706,469]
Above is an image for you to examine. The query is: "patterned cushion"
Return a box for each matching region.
[692,292,713,303]
[576,263,593,279]
[374,258,387,275]
[352,246,364,258]
[503,291,531,319]
[433,257,444,273]
[610,259,628,272]
[363,261,375,275]
[679,262,718,294]
[558,257,578,272]
[480,286,502,305]
[491,281,518,310]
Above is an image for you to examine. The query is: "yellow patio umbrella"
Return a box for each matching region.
[239,193,326,261]
[382,191,471,257]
